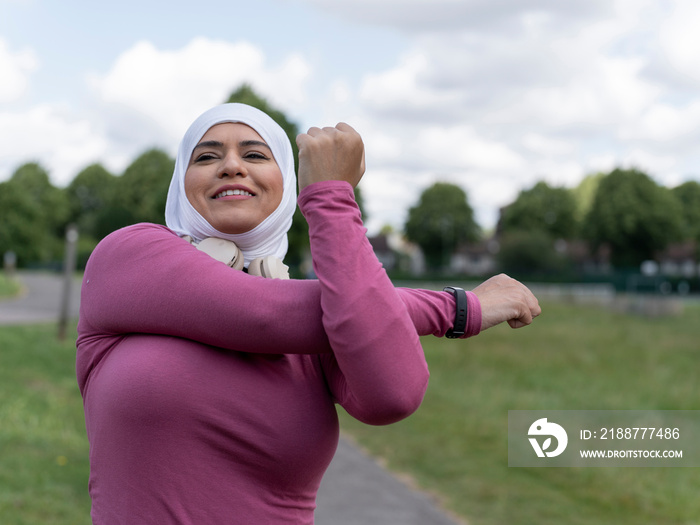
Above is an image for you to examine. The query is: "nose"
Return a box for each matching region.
[218,152,247,179]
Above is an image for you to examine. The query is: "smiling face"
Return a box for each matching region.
[184,122,284,234]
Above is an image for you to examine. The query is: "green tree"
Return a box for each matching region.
[66,163,119,238]
[496,229,570,278]
[112,148,175,228]
[10,162,70,239]
[0,181,47,266]
[671,180,700,242]
[65,163,121,267]
[404,182,480,271]
[500,181,579,239]
[1,163,70,266]
[584,168,682,268]
[572,172,605,224]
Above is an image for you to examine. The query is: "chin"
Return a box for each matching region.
[214,221,261,235]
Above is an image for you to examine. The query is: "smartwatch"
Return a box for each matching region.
[443,286,467,338]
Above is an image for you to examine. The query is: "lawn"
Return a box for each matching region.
[0,322,90,525]
[338,299,700,524]
[1,300,699,524]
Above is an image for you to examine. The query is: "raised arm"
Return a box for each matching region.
[299,180,429,425]
[295,124,430,424]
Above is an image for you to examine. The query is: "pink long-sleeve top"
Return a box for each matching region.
[76,181,481,524]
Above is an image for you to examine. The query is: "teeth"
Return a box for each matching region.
[215,189,254,199]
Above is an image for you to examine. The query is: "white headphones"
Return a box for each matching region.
[183,236,290,279]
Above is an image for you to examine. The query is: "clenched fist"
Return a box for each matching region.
[296,123,366,191]
[472,274,541,330]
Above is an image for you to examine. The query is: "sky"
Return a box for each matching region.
[2,0,700,234]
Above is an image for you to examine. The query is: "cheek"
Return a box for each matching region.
[183,169,204,208]
[269,171,285,207]
[272,178,284,207]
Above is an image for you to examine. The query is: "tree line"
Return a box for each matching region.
[2,84,699,279]
[406,170,700,277]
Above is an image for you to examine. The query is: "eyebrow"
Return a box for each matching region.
[192,139,272,152]
[240,139,272,151]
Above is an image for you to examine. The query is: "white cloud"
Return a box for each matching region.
[359,51,465,122]
[0,38,38,102]
[418,125,524,171]
[1,38,314,187]
[301,0,610,33]
[89,38,312,148]
[657,0,700,86]
[0,105,108,186]
[620,100,700,144]
[360,167,424,233]
[1,37,316,188]
[342,0,700,232]
[522,133,575,157]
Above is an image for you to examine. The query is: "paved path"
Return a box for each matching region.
[316,438,462,525]
[0,271,82,325]
[0,272,462,524]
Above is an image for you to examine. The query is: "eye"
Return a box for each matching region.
[244,151,270,161]
[194,153,218,163]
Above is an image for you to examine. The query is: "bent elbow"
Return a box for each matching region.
[355,373,429,426]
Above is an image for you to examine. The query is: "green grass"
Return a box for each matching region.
[339,300,700,525]
[2,302,700,524]
[0,272,22,298]
[0,323,91,525]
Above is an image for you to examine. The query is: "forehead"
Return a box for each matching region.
[197,122,265,143]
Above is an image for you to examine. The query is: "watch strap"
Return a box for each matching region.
[443,286,467,338]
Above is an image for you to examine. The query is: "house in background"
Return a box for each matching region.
[368,231,425,275]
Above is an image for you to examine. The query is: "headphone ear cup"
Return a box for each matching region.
[247,256,290,280]
[195,238,245,270]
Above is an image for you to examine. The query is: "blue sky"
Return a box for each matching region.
[3,0,700,233]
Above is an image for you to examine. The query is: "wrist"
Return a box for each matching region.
[443,286,468,338]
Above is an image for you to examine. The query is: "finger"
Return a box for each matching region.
[510,298,541,328]
[508,311,532,329]
[295,133,309,149]
[306,126,323,137]
[523,290,541,318]
[336,122,358,133]
[531,302,542,318]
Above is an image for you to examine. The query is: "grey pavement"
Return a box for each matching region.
[1,272,462,525]
[0,271,82,325]
[316,438,462,525]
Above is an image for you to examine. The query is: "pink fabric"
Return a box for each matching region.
[76,180,481,524]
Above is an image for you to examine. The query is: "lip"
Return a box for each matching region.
[211,184,256,200]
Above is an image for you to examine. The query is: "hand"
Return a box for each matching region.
[296,123,366,191]
[471,274,541,331]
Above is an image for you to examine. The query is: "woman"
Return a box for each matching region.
[76,103,540,524]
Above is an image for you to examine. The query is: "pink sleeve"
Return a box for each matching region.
[78,223,332,354]
[79,225,480,351]
[397,288,481,339]
[299,181,436,425]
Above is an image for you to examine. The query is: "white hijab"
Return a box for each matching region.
[165,103,297,264]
